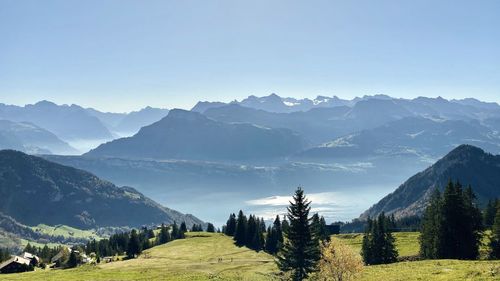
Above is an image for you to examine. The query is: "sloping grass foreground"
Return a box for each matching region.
[2,232,500,280]
[360,260,500,281]
[2,232,279,281]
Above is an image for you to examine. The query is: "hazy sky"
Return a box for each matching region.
[1,0,499,112]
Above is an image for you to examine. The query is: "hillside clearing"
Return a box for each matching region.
[1,232,279,281]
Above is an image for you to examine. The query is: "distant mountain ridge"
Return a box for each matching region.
[0,101,113,141]
[85,109,307,161]
[300,117,500,159]
[361,145,500,219]
[0,120,78,155]
[0,150,203,229]
[86,106,169,136]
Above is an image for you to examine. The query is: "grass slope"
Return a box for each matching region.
[2,232,278,281]
[361,260,500,281]
[31,224,101,240]
[2,232,500,280]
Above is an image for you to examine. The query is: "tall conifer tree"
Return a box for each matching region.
[277,187,318,280]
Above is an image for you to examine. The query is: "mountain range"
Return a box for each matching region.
[0,120,78,155]
[85,109,307,161]
[0,150,202,229]
[361,145,500,219]
[86,106,169,136]
[300,117,500,159]
[0,101,113,141]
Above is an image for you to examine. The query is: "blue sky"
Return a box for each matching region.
[1,0,499,112]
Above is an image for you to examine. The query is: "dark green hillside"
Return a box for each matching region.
[0,150,202,229]
[362,145,500,219]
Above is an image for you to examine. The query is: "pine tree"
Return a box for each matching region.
[277,187,319,280]
[484,199,497,227]
[265,226,276,254]
[207,223,215,233]
[282,216,290,234]
[361,218,372,264]
[127,229,141,259]
[319,216,330,242]
[265,215,284,255]
[158,224,171,244]
[489,203,500,259]
[179,222,187,238]
[225,213,237,236]
[246,215,258,249]
[274,215,284,247]
[67,250,79,268]
[171,221,180,239]
[419,189,443,259]
[234,210,247,246]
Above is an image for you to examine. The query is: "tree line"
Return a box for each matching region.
[222,188,333,280]
[85,221,191,260]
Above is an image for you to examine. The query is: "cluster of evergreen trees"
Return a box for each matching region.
[224,208,329,260]
[224,211,267,251]
[85,222,189,259]
[420,181,483,260]
[361,213,398,265]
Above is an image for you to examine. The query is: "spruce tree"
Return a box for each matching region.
[277,187,318,280]
[127,229,141,259]
[420,189,443,259]
[67,250,79,268]
[158,224,171,244]
[225,213,237,236]
[207,223,215,233]
[282,216,290,234]
[319,216,330,242]
[274,215,284,247]
[489,204,500,259]
[265,226,276,254]
[234,210,247,246]
[179,222,187,238]
[171,221,180,240]
[484,199,497,227]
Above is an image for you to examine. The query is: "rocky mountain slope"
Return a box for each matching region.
[361,145,500,219]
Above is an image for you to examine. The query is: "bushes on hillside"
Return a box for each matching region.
[316,239,363,281]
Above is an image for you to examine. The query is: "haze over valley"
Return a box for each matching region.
[2,94,500,225]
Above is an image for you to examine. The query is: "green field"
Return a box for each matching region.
[31,224,102,240]
[361,260,500,281]
[2,232,278,281]
[2,232,500,280]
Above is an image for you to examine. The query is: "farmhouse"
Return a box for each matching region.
[0,254,37,274]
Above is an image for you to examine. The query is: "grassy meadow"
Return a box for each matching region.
[1,232,499,280]
[31,224,102,241]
